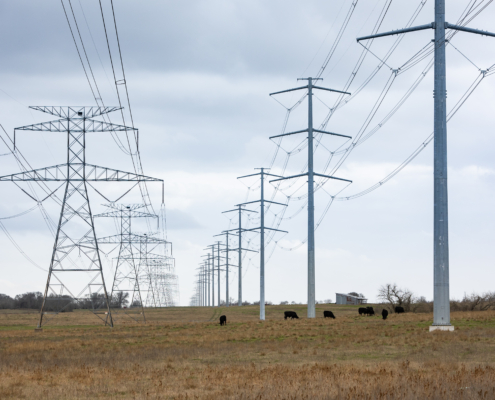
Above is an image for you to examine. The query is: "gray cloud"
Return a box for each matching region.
[1,1,494,307]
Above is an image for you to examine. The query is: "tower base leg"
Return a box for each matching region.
[429,325,454,332]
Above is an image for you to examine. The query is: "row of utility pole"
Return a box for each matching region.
[194,81,351,318]
[195,0,491,329]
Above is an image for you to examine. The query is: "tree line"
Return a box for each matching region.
[0,291,140,311]
[378,283,495,313]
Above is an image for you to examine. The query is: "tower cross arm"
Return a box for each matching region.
[311,86,351,95]
[313,129,352,140]
[15,119,137,133]
[94,210,158,219]
[269,129,308,140]
[245,226,288,233]
[222,208,258,214]
[270,172,351,183]
[357,22,435,41]
[269,172,308,183]
[84,233,171,245]
[269,86,309,96]
[445,23,495,38]
[237,172,283,179]
[29,106,122,118]
[314,172,352,183]
[230,247,258,253]
[0,163,162,182]
[237,199,287,207]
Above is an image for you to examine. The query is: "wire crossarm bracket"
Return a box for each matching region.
[237,199,287,207]
[270,128,351,140]
[356,22,495,42]
[270,172,352,184]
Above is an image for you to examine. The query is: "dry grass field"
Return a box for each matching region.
[1,304,495,399]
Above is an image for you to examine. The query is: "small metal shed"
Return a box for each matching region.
[335,293,368,305]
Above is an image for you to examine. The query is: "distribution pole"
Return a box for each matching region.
[238,168,287,320]
[270,81,352,318]
[356,0,495,331]
[222,206,258,306]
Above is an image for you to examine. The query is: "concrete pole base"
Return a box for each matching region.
[429,325,454,332]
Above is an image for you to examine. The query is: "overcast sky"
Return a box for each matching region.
[1,0,495,308]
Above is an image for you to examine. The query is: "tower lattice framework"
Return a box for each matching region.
[94,204,158,322]
[92,231,176,308]
[0,106,163,328]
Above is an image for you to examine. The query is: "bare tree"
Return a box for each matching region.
[111,291,129,308]
[460,292,495,311]
[378,283,414,312]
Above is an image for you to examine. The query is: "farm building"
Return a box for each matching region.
[335,293,368,305]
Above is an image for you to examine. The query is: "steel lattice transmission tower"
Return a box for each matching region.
[0,106,163,328]
[94,204,158,322]
[357,0,495,331]
[139,233,178,308]
[92,231,176,309]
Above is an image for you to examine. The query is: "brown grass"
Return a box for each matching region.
[1,304,495,399]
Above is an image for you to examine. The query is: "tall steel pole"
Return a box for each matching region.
[355,0,495,330]
[260,170,265,319]
[433,0,450,327]
[269,80,350,320]
[207,255,211,307]
[199,270,202,306]
[203,263,206,306]
[226,233,230,306]
[307,78,316,319]
[222,206,258,306]
[238,169,286,320]
[217,242,221,306]
[211,252,215,307]
[238,206,242,306]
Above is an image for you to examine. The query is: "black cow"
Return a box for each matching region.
[219,315,227,326]
[382,309,388,320]
[323,311,336,319]
[358,307,368,315]
[367,306,375,316]
[284,311,299,320]
[395,306,405,314]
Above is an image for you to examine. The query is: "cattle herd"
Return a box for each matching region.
[219,306,406,325]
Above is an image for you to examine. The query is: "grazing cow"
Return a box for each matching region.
[284,311,299,320]
[358,307,368,315]
[323,311,336,319]
[367,306,375,316]
[382,309,388,320]
[219,315,227,326]
[395,306,405,314]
